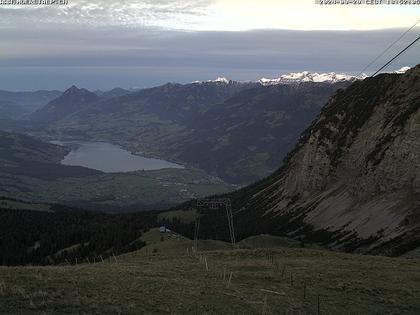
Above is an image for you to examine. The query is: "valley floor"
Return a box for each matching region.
[0,168,234,212]
[1,230,419,314]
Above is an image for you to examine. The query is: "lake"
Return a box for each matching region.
[52,140,184,173]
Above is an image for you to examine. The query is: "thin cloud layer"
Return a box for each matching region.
[0,0,214,28]
[1,27,419,90]
[1,0,419,30]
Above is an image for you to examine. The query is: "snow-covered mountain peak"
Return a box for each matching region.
[192,77,231,84]
[213,77,230,83]
[259,71,365,86]
[394,66,411,74]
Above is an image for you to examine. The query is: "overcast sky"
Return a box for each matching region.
[0,0,419,91]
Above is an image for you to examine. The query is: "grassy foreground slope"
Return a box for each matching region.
[1,229,419,314]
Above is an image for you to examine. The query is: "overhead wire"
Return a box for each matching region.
[372,34,420,77]
[356,18,420,78]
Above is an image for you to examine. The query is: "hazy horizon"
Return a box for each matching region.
[0,61,416,92]
[1,0,419,90]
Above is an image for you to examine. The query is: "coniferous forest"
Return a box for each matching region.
[0,202,157,266]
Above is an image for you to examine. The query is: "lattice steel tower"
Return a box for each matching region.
[193,198,236,250]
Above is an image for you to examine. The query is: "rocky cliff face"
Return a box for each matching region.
[232,65,420,256]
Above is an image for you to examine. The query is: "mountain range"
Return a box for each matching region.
[259,71,364,85]
[27,75,353,184]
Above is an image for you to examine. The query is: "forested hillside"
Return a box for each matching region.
[0,199,157,266]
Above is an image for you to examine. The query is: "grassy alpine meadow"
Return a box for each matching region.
[0,229,419,314]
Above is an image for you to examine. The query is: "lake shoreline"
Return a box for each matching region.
[50,140,184,173]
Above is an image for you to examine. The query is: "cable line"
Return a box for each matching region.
[372,34,420,77]
[357,18,420,78]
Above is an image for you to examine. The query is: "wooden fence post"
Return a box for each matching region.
[317,295,320,315]
[227,272,233,288]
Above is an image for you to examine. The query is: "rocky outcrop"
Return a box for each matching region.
[231,65,420,256]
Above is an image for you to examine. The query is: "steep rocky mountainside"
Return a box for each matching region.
[31,81,348,184]
[225,65,420,256]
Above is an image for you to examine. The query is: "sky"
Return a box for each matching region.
[0,0,419,90]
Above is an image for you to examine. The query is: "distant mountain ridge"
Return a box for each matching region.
[30,86,100,122]
[0,100,27,120]
[192,71,364,86]
[192,77,233,84]
[193,68,412,86]
[0,89,62,119]
[94,87,135,99]
[259,71,365,85]
[25,70,363,125]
